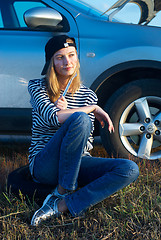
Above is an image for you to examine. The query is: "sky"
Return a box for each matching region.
[83,0,161,27]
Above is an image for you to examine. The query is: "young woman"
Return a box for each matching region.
[28,35,139,226]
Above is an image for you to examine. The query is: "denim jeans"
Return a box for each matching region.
[33,112,139,216]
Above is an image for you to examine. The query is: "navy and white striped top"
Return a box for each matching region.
[28,78,98,174]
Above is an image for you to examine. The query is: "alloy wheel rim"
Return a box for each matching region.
[119,96,161,160]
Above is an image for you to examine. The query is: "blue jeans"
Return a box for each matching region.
[33,112,139,216]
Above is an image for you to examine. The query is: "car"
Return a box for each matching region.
[0,0,161,161]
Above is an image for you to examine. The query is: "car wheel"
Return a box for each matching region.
[100,79,161,160]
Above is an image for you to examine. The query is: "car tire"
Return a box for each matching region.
[100,79,161,160]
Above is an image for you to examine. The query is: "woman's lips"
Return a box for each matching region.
[64,67,73,71]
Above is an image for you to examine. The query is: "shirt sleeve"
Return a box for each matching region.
[28,79,61,128]
[87,90,98,106]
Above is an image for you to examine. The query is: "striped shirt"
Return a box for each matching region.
[28,78,98,174]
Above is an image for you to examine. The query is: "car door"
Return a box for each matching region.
[0,0,78,135]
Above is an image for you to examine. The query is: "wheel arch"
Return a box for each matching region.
[91,60,161,107]
[91,60,161,135]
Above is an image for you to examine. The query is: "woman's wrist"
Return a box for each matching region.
[92,105,98,112]
[93,105,102,113]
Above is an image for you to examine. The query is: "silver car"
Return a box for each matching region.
[0,0,161,161]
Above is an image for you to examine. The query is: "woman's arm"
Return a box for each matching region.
[28,79,61,127]
[93,105,114,133]
[56,97,114,133]
[57,104,96,123]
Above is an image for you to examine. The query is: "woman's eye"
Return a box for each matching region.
[69,54,75,57]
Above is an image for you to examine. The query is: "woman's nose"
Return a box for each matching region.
[63,56,70,65]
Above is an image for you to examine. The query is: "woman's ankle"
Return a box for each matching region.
[58,199,68,213]
[58,185,68,195]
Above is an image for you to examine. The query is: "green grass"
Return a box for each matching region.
[0,143,161,239]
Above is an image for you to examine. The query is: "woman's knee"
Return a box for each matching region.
[71,112,92,131]
[115,159,139,182]
[124,159,139,181]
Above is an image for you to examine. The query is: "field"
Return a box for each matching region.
[0,142,161,239]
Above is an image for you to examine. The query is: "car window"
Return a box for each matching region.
[14,1,46,27]
[0,0,69,31]
[0,0,47,29]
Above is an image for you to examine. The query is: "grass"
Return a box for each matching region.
[0,143,161,239]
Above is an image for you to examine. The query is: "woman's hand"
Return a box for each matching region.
[93,105,114,133]
[55,96,67,110]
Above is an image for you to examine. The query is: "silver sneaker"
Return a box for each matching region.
[31,194,60,226]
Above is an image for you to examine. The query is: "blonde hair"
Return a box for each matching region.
[45,44,81,103]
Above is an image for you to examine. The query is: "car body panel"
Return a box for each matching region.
[71,12,161,86]
[0,0,161,138]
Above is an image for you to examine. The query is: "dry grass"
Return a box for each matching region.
[0,143,161,239]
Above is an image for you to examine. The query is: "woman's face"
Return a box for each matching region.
[53,46,78,79]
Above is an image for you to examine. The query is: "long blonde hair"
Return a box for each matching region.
[45,43,81,103]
